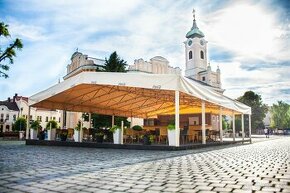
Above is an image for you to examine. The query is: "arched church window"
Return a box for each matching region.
[200,51,204,59]
[189,51,192,60]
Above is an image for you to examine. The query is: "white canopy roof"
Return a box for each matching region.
[29,72,251,118]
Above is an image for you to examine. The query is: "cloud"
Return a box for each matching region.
[0,0,289,106]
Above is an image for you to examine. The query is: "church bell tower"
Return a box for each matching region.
[185,9,208,79]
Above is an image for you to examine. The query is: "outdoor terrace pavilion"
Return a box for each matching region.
[27,71,252,148]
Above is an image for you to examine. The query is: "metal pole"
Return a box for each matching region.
[201,101,206,144]
[232,112,235,142]
[121,120,124,145]
[175,90,180,147]
[219,107,223,142]
[26,106,31,139]
[112,115,115,127]
[88,113,91,128]
[249,114,252,143]
[241,114,245,141]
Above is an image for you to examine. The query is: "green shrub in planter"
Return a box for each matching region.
[167,124,175,130]
[109,125,121,133]
[31,120,40,130]
[132,125,143,131]
[46,120,58,129]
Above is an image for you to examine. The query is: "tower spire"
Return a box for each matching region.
[193,8,196,21]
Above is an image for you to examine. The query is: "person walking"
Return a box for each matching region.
[264,128,268,138]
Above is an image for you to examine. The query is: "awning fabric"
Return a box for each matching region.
[29,72,251,118]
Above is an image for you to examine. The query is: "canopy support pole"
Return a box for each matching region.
[241,114,245,141]
[249,114,252,143]
[112,115,115,127]
[175,90,180,147]
[202,101,206,144]
[232,112,236,142]
[88,113,92,128]
[121,120,124,145]
[80,120,83,142]
[219,107,223,142]
[26,106,31,139]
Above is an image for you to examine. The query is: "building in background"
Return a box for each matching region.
[0,94,62,132]
[128,56,181,75]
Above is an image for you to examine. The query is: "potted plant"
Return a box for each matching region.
[74,121,81,142]
[110,125,122,144]
[30,120,40,140]
[132,125,143,131]
[167,119,177,146]
[46,120,58,141]
[59,129,68,141]
[95,130,104,143]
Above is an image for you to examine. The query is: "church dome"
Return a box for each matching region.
[186,20,204,38]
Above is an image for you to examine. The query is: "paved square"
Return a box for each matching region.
[0,137,289,192]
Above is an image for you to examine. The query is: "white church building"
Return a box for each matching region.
[184,9,223,93]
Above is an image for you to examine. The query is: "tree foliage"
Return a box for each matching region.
[103,51,127,72]
[237,91,268,132]
[270,101,290,129]
[0,22,23,78]
[91,51,129,126]
[13,117,27,131]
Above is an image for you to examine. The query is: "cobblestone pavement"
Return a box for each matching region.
[0,137,289,193]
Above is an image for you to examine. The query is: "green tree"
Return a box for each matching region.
[0,22,23,78]
[13,117,27,131]
[103,51,127,72]
[91,52,129,127]
[237,91,268,133]
[270,101,290,129]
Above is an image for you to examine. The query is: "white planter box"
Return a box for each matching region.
[47,129,56,141]
[113,129,122,144]
[30,129,38,140]
[19,131,24,140]
[74,130,80,142]
[168,129,177,146]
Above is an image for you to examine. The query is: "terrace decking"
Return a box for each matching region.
[26,139,251,151]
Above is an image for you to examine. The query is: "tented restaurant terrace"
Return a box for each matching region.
[27,72,252,147]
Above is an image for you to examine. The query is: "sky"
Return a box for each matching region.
[0,0,289,105]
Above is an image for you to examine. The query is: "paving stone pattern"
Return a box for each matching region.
[0,138,289,193]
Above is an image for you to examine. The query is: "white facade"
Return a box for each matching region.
[128,56,181,75]
[0,94,63,132]
[185,10,222,91]
[0,105,18,132]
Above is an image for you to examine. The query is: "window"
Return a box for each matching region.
[6,114,9,121]
[189,51,193,60]
[1,114,3,118]
[46,117,48,122]
[200,50,204,59]
[59,117,61,123]
[53,117,56,121]
[202,76,205,81]
[13,115,16,121]
[30,115,32,120]
[40,116,42,122]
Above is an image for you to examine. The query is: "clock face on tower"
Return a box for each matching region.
[200,39,204,45]
[188,40,192,46]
